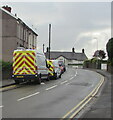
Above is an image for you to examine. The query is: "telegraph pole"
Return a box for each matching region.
[48,24,51,59]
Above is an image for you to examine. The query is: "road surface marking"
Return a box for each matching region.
[69,76,104,118]
[62,75,104,119]
[69,77,74,80]
[70,97,92,118]
[0,85,16,92]
[66,83,70,85]
[46,85,58,91]
[60,80,68,85]
[17,92,40,101]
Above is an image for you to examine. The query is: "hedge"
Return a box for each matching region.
[0,60,12,71]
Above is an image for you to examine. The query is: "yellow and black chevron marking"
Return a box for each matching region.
[47,60,54,76]
[13,51,36,75]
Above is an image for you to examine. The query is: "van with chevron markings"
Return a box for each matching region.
[12,47,49,84]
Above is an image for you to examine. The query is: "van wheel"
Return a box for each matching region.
[46,74,50,81]
[37,76,41,84]
[54,73,57,80]
[35,75,41,84]
[15,80,20,84]
[38,74,42,84]
[59,74,61,78]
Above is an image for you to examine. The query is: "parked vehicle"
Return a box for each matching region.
[12,47,49,84]
[47,60,62,79]
[58,61,66,73]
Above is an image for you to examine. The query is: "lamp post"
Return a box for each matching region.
[93,37,99,69]
[48,24,51,59]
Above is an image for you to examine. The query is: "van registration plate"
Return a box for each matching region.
[16,76,24,78]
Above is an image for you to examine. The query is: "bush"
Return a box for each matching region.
[0,60,12,71]
[83,58,101,69]
[83,59,90,68]
[111,59,113,66]
[107,58,113,66]
[83,59,89,65]
[91,58,97,63]
[106,38,113,61]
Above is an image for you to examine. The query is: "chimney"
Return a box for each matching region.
[82,49,84,53]
[72,47,75,53]
[2,5,12,13]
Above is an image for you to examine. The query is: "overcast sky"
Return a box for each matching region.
[1,2,111,58]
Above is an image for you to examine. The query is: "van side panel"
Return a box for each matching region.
[36,53,48,76]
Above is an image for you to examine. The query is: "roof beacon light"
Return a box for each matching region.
[17,47,26,51]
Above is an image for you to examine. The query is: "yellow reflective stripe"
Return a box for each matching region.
[19,69,24,75]
[47,60,54,76]
[23,66,35,74]
[13,51,36,75]
[48,71,53,76]
[26,67,35,74]
[49,63,52,66]
[13,52,25,67]
[15,65,35,75]
[13,56,23,67]
[14,58,25,72]
[19,69,29,75]
[50,72,53,76]
[49,67,53,71]
[14,63,25,75]
[13,52,19,60]
[26,53,35,63]
[13,53,21,66]
[25,57,35,70]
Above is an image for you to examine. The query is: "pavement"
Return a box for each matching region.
[0,79,14,87]
[80,69,112,119]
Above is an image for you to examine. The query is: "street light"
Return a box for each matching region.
[93,36,99,69]
[48,24,51,59]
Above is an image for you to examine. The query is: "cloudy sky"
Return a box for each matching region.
[1,1,111,58]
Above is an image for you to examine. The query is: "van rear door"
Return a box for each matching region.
[13,51,36,75]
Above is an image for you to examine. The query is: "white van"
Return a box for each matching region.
[12,48,49,84]
[51,60,62,79]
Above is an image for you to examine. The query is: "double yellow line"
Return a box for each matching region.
[0,85,17,92]
[62,74,105,119]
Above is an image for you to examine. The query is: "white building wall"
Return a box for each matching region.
[56,56,84,66]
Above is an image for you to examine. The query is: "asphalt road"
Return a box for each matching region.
[2,67,103,118]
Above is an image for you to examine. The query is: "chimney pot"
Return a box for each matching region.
[82,49,85,53]
[72,47,75,52]
[2,5,12,13]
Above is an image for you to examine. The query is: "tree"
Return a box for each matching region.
[106,38,113,61]
[93,50,106,60]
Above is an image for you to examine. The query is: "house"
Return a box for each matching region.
[0,6,38,62]
[45,48,88,67]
